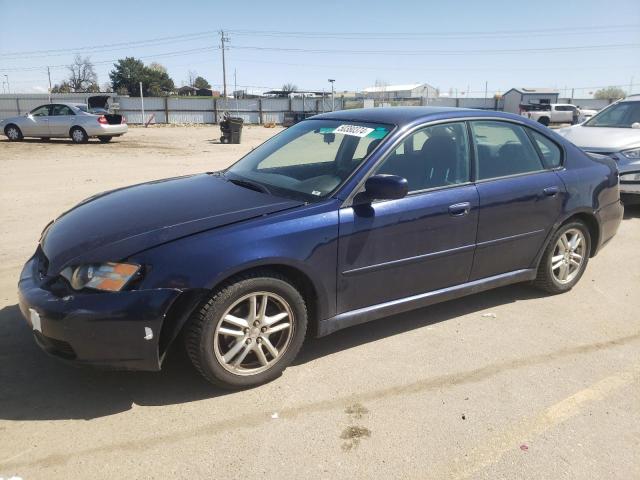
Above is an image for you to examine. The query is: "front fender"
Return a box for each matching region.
[130,201,341,322]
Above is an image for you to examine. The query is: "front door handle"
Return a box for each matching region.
[543,186,560,197]
[449,202,471,216]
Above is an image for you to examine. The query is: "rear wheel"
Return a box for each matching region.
[70,127,88,144]
[4,124,23,141]
[538,117,550,127]
[98,136,112,143]
[184,273,307,389]
[534,221,590,294]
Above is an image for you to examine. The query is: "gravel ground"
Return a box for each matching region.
[1,126,639,479]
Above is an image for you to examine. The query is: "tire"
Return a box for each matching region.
[98,136,113,143]
[184,272,308,389]
[534,220,591,294]
[70,127,88,144]
[220,136,228,144]
[4,124,23,141]
[538,117,550,127]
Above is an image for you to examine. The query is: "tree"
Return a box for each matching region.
[68,55,99,92]
[193,76,211,89]
[51,81,72,93]
[188,70,197,87]
[594,86,626,100]
[282,83,297,94]
[148,62,167,74]
[109,57,175,96]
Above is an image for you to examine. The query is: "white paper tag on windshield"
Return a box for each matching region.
[334,124,374,137]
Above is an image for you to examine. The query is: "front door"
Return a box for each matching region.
[468,120,566,280]
[337,121,479,313]
[21,105,51,136]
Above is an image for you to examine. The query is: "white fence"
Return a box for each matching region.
[0,93,614,124]
[0,94,343,124]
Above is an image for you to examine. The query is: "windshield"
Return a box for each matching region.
[226,119,392,201]
[585,101,640,128]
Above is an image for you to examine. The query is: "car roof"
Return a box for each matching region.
[311,106,524,127]
[312,107,466,126]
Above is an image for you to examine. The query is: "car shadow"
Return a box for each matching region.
[0,283,545,421]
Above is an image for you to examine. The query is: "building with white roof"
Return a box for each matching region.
[363,83,438,100]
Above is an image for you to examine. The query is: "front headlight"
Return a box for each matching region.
[61,262,141,291]
[621,148,640,160]
[620,172,640,182]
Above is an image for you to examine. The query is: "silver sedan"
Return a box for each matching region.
[0,102,127,143]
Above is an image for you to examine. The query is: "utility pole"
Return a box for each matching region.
[484,81,488,100]
[220,30,230,98]
[47,67,52,103]
[328,79,335,111]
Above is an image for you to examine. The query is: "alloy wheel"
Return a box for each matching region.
[213,292,294,375]
[72,129,85,143]
[7,127,20,140]
[550,228,586,284]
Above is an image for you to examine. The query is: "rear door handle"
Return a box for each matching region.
[449,202,471,216]
[543,186,560,196]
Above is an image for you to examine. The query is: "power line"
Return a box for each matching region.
[0,46,220,72]
[0,31,218,58]
[229,43,640,56]
[228,24,640,40]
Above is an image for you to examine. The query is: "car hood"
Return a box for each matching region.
[40,173,303,273]
[556,125,640,152]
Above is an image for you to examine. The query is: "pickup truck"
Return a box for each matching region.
[520,103,579,126]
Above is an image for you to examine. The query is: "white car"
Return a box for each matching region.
[557,95,640,202]
[1,102,127,143]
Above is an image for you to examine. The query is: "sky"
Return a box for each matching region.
[0,0,639,97]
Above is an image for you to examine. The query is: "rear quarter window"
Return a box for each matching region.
[529,130,562,168]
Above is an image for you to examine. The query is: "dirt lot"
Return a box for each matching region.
[1,126,639,479]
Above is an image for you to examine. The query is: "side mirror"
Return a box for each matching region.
[631,122,640,129]
[355,174,408,204]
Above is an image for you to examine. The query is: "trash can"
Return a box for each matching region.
[220,117,244,144]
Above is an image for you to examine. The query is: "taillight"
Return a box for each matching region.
[97,115,108,124]
[121,116,127,124]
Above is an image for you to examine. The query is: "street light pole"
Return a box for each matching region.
[4,75,9,94]
[328,79,335,111]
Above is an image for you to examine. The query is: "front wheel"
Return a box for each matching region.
[184,273,308,388]
[534,221,590,294]
[98,136,112,143]
[4,124,23,141]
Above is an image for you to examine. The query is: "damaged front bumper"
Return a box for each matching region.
[17,255,184,371]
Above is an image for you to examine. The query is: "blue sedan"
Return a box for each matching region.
[18,107,623,388]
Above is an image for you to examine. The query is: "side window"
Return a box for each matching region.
[375,122,470,192]
[470,121,543,180]
[529,130,562,168]
[30,105,50,117]
[52,105,74,116]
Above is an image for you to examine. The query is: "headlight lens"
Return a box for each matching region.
[61,262,141,291]
[620,172,640,182]
[621,148,640,160]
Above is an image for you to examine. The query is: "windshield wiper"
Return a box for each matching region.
[226,176,271,195]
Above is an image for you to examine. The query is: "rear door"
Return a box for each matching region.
[469,120,565,280]
[22,105,51,136]
[48,104,76,136]
[337,121,479,313]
